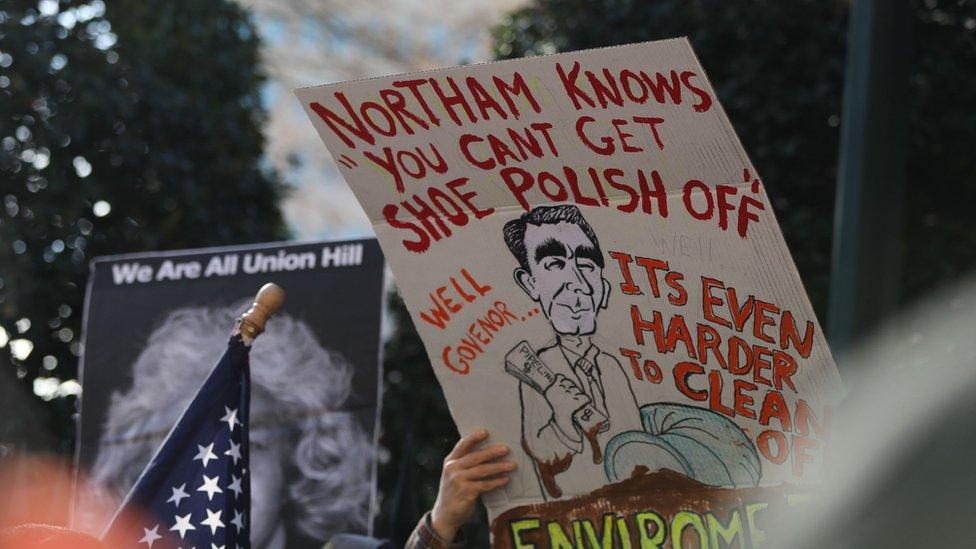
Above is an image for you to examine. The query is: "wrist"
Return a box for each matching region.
[430,504,460,543]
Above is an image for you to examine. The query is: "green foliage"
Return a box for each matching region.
[902,2,976,302]
[0,0,286,451]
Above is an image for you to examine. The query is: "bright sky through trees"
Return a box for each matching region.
[240,0,523,239]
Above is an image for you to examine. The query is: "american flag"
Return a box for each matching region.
[102,333,252,549]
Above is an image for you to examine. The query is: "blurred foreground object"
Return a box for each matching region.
[0,455,117,549]
[0,524,104,549]
[102,284,282,547]
[768,276,976,548]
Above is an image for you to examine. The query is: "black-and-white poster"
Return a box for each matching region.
[74,239,385,549]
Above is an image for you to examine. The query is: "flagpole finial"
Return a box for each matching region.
[239,283,285,340]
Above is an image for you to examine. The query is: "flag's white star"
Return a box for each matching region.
[230,509,245,533]
[170,512,196,539]
[197,474,223,500]
[193,443,218,468]
[219,406,239,431]
[227,474,243,498]
[224,440,241,465]
[167,483,190,507]
[139,525,162,548]
[211,544,225,549]
[201,508,225,535]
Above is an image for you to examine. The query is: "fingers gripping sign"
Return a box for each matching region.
[431,429,518,543]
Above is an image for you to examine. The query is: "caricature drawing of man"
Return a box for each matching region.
[503,204,643,499]
[504,205,763,500]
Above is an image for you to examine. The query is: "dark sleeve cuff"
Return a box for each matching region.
[405,512,465,549]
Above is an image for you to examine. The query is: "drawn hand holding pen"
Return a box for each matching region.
[506,341,608,464]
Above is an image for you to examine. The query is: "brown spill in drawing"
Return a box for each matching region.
[491,468,808,548]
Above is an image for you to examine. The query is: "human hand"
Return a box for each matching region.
[430,429,517,543]
[544,374,589,442]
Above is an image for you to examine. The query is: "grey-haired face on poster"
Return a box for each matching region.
[91,302,370,548]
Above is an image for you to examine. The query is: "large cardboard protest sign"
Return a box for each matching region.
[298,39,843,546]
[74,239,384,549]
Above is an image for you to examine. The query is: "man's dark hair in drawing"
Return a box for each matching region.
[504,205,612,339]
[504,205,605,273]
